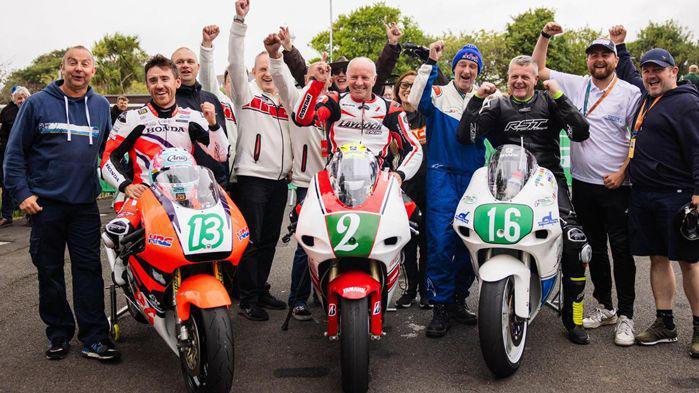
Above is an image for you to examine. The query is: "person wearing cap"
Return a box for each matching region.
[532,22,642,346]
[0,86,30,227]
[407,40,499,338]
[611,25,699,357]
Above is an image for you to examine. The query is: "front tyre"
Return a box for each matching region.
[180,307,235,393]
[340,297,369,393]
[478,276,527,378]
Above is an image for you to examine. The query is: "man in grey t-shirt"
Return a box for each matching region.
[533,22,641,347]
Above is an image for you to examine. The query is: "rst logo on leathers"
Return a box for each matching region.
[504,119,548,132]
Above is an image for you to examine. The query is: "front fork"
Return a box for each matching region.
[325,261,384,341]
[175,262,227,347]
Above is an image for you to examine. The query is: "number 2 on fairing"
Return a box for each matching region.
[335,213,360,252]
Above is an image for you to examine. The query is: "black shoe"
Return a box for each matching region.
[259,292,287,310]
[292,303,312,321]
[239,303,269,321]
[449,302,477,325]
[395,293,415,309]
[426,304,451,338]
[419,296,433,309]
[566,325,590,345]
[81,340,121,361]
[45,339,70,360]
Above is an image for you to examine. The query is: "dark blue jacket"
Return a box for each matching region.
[616,44,699,194]
[3,80,111,204]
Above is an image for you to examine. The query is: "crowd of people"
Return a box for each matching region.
[0,0,698,365]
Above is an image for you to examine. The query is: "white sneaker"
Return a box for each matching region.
[583,306,618,328]
[614,316,635,346]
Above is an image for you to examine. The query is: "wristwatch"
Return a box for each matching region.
[234,15,245,24]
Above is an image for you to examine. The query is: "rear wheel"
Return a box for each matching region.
[180,307,235,393]
[478,276,527,378]
[340,297,369,393]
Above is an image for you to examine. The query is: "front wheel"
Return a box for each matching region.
[340,297,369,393]
[180,307,235,393]
[478,276,527,378]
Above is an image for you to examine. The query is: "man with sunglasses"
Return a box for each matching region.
[532,22,642,347]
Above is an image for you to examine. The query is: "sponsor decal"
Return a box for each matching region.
[144,124,186,134]
[462,195,477,204]
[534,197,554,207]
[328,303,337,317]
[538,212,559,227]
[148,234,174,247]
[336,119,383,132]
[166,154,190,163]
[373,301,381,315]
[454,211,470,224]
[504,119,548,132]
[342,286,367,297]
[603,114,624,125]
[138,108,149,115]
[236,226,250,241]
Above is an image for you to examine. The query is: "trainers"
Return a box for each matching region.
[583,306,618,329]
[690,326,699,358]
[259,292,286,310]
[566,325,590,345]
[449,302,477,325]
[635,318,678,345]
[292,304,312,321]
[614,316,635,347]
[395,293,415,309]
[419,296,433,309]
[0,218,12,228]
[425,304,451,338]
[81,340,120,361]
[45,339,70,360]
[239,303,269,321]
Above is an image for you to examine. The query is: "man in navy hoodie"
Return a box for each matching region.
[3,46,120,361]
[612,26,699,357]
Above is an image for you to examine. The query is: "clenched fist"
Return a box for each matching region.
[235,0,249,18]
[542,22,563,37]
[201,102,217,126]
[202,25,220,48]
[477,82,498,98]
[609,25,627,45]
[543,80,562,97]
[429,40,445,62]
[263,33,282,58]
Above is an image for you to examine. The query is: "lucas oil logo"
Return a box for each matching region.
[148,234,173,247]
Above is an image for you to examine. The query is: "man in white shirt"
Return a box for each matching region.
[533,22,642,346]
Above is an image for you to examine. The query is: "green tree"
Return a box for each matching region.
[309,2,431,78]
[0,49,65,101]
[92,33,148,94]
[626,20,699,73]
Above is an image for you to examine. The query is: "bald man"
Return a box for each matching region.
[171,47,230,186]
[294,55,423,183]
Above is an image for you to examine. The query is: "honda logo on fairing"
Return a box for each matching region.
[504,119,548,132]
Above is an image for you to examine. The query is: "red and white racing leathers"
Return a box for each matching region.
[101,102,229,193]
[294,79,422,181]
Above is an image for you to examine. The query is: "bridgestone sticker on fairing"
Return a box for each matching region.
[325,212,380,258]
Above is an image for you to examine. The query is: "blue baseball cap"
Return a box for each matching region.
[640,48,675,68]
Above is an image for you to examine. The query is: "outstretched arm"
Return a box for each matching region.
[532,22,564,81]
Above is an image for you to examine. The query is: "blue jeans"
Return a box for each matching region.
[288,187,312,307]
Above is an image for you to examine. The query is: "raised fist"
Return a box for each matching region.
[542,22,563,37]
[384,21,403,45]
[263,33,282,58]
[202,25,220,47]
[429,40,445,62]
[201,102,217,126]
[609,25,627,45]
[543,80,562,97]
[477,82,498,98]
[235,0,249,18]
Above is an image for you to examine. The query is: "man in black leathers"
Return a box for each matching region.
[457,55,593,344]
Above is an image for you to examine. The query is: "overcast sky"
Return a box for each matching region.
[1,0,697,77]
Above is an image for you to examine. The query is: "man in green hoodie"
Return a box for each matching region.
[3,46,120,362]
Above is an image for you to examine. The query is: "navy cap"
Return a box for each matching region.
[640,48,675,68]
[586,38,617,55]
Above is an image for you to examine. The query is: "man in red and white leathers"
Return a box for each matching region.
[294,56,422,182]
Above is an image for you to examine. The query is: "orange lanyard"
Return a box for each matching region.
[583,76,618,117]
[632,95,663,133]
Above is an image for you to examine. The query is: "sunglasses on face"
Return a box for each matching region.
[331,66,347,76]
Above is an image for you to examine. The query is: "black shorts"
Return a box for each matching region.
[629,189,698,263]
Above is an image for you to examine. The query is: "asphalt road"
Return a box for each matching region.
[0,200,697,393]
